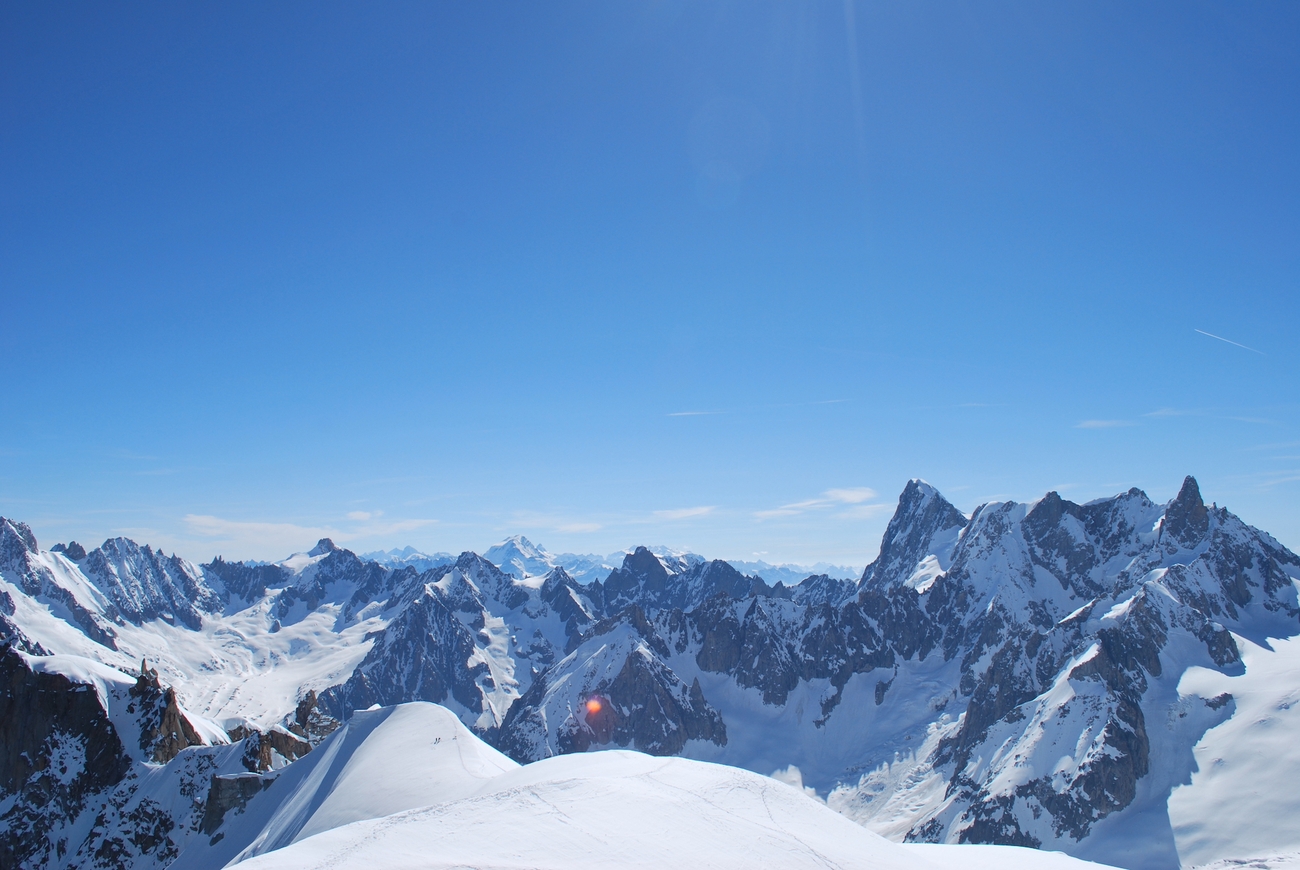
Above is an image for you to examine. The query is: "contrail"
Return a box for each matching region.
[1194,329,1265,355]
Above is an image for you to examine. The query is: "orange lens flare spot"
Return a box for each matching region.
[585,698,602,714]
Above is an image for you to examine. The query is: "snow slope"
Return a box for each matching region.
[228,715,1120,870]
[174,703,518,869]
[1169,632,1300,867]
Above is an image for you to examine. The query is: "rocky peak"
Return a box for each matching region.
[1024,490,1074,528]
[308,538,339,557]
[127,659,203,764]
[1163,475,1210,548]
[539,565,575,597]
[51,541,88,561]
[82,537,223,630]
[603,547,673,611]
[861,480,968,589]
[0,517,39,564]
[448,551,526,609]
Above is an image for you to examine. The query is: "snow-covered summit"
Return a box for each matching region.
[483,534,555,579]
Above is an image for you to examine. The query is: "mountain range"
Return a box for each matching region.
[2,476,1298,869]
[365,537,860,587]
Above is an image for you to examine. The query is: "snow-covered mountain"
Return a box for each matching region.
[360,546,455,574]
[2,476,1299,869]
[729,558,862,586]
[482,535,559,580]
[480,535,710,584]
[0,665,1114,870]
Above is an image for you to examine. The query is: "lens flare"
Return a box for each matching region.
[585,698,602,715]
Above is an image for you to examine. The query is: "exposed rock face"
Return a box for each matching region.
[287,689,340,745]
[203,556,289,602]
[861,479,967,589]
[200,772,272,836]
[0,646,132,869]
[0,646,285,869]
[82,538,223,630]
[129,661,204,764]
[1163,476,1210,548]
[496,606,726,761]
[318,578,488,721]
[228,727,312,773]
[51,541,87,561]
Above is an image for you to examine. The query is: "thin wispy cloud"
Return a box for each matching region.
[347,510,381,521]
[181,512,437,558]
[667,410,723,417]
[184,515,340,554]
[508,511,604,536]
[1076,420,1134,429]
[1195,328,1265,355]
[755,487,879,520]
[837,504,893,520]
[557,522,602,534]
[822,488,876,504]
[653,506,716,521]
[1245,441,1300,452]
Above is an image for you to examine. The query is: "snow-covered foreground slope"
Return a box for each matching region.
[224,703,1115,870]
[173,703,518,869]
[1169,634,1300,867]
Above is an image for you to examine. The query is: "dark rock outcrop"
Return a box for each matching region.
[0,646,132,869]
[128,660,204,764]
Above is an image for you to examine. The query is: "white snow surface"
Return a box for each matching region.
[1192,856,1300,870]
[174,703,517,869]
[225,708,1111,870]
[905,844,1121,870]
[1169,633,1300,867]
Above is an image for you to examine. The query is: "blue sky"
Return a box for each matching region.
[2,2,1298,566]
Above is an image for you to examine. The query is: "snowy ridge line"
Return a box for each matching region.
[2,475,1300,870]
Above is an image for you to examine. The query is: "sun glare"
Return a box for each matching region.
[585,698,602,715]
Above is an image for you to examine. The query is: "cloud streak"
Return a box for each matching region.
[1195,328,1265,355]
[181,512,437,559]
[653,506,716,521]
[1076,420,1134,429]
[755,487,879,520]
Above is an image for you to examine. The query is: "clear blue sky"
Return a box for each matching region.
[2,2,1298,566]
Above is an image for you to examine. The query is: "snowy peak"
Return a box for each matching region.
[484,534,555,579]
[307,538,339,558]
[361,547,454,573]
[83,537,223,630]
[0,519,120,651]
[861,479,968,590]
[181,703,518,868]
